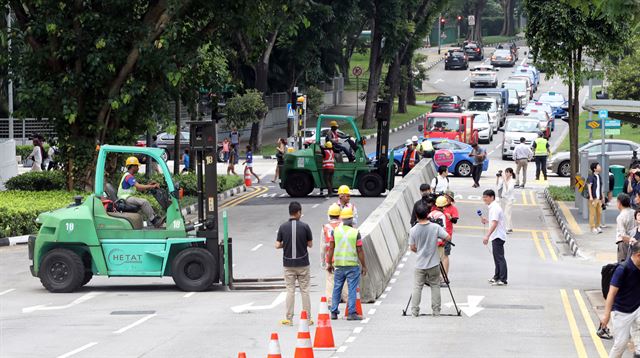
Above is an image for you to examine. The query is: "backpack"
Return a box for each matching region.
[601,244,632,299]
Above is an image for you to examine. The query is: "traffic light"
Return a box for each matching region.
[440,17,446,25]
[457,15,462,22]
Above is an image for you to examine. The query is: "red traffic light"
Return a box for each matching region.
[440,17,446,24]
[457,16,462,21]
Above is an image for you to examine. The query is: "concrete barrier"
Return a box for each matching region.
[0,140,19,190]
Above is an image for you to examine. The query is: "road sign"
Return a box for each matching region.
[468,15,475,26]
[598,109,608,119]
[433,149,454,168]
[605,119,621,128]
[575,175,585,193]
[585,120,601,129]
[605,129,621,135]
[351,66,363,77]
[287,103,294,118]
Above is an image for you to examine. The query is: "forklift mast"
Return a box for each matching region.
[374,101,391,185]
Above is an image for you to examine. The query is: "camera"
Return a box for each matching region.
[496,170,503,177]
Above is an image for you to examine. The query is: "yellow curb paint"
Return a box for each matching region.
[532,231,547,261]
[557,201,584,235]
[560,289,588,358]
[529,190,537,205]
[521,190,529,205]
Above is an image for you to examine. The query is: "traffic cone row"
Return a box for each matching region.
[344,287,363,317]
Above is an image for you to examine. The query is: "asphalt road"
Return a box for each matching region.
[0,47,622,358]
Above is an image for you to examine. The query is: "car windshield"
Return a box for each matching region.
[505,120,539,132]
[467,101,495,111]
[433,141,457,150]
[495,50,511,57]
[526,112,547,122]
[539,94,564,103]
[427,117,461,131]
[435,96,455,103]
[473,114,489,123]
[450,52,465,57]
[503,81,526,92]
[508,89,518,98]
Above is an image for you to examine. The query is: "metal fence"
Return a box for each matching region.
[0,118,55,144]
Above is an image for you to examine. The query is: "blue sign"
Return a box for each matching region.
[605,119,621,128]
[287,103,295,118]
[598,109,608,119]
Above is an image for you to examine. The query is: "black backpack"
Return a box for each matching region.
[601,245,632,299]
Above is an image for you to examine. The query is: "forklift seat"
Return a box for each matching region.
[104,183,140,213]
[106,211,144,230]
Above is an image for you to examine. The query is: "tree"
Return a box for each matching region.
[499,0,516,36]
[607,36,640,120]
[223,90,268,137]
[525,0,629,185]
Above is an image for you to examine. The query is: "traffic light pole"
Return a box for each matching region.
[437,14,442,55]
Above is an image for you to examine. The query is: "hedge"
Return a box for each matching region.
[131,172,242,196]
[15,144,50,160]
[5,171,66,191]
[548,185,575,201]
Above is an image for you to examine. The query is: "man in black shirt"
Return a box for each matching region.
[411,184,434,226]
[276,202,313,326]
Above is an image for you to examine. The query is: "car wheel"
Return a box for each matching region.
[39,248,85,293]
[284,171,314,197]
[502,154,508,160]
[558,161,570,177]
[455,161,473,177]
[393,160,401,176]
[358,172,385,197]
[171,248,217,291]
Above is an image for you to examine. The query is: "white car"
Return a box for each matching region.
[470,112,493,144]
[469,65,498,88]
[502,80,529,108]
[466,97,501,133]
[500,117,544,160]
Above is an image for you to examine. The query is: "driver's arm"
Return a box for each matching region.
[134,182,159,191]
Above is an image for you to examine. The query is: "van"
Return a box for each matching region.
[502,80,530,108]
[508,75,533,99]
[473,89,509,125]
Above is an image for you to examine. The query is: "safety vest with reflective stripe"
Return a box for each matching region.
[322,149,335,169]
[534,137,548,156]
[117,172,136,200]
[419,140,434,153]
[401,149,417,169]
[333,225,359,267]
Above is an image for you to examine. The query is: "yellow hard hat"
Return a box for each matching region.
[329,120,339,127]
[325,141,333,149]
[125,156,140,167]
[297,96,305,103]
[327,204,341,217]
[287,147,295,153]
[340,207,354,219]
[436,195,448,208]
[337,185,351,195]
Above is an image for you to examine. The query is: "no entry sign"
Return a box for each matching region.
[433,149,454,168]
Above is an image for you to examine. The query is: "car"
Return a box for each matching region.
[537,91,569,121]
[522,110,551,139]
[470,65,498,88]
[515,65,540,86]
[444,50,469,70]
[473,88,509,124]
[547,140,640,177]
[154,131,226,162]
[513,67,539,93]
[491,49,516,67]
[524,102,555,130]
[500,116,545,160]
[497,42,519,61]
[464,43,484,61]
[367,138,489,177]
[502,79,529,108]
[470,112,493,144]
[431,95,465,113]
[506,88,522,113]
[466,96,501,134]
[508,75,533,99]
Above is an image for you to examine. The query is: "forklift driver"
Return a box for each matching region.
[326,121,355,162]
[118,157,164,228]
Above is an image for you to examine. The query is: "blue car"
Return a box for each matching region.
[367,138,489,177]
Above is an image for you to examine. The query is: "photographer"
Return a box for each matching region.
[625,165,640,209]
[496,168,516,234]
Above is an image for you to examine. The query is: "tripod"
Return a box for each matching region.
[401,261,462,317]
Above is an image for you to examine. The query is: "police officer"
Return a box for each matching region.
[337,185,358,226]
[531,131,550,181]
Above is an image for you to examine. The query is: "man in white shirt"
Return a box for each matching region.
[430,166,450,194]
[512,137,532,188]
[480,189,508,286]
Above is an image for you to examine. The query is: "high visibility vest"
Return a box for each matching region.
[333,225,359,267]
[322,149,335,169]
[534,137,548,156]
[323,221,341,263]
[420,140,434,153]
[117,173,136,200]
[330,130,340,141]
[402,149,417,169]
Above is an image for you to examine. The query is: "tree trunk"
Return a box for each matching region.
[173,98,181,175]
[384,55,402,114]
[362,17,384,129]
[505,0,515,36]
[341,58,351,85]
[473,0,486,43]
[398,54,412,113]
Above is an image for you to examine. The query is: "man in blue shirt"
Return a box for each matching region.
[242,145,260,183]
[118,157,163,228]
[601,241,640,357]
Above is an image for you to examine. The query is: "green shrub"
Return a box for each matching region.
[0,191,82,237]
[15,144,50,160]
[548,185,575,201]
[130,172,241,196]
[5,171,66,191]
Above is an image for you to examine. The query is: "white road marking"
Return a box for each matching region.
[393,271,400,276]
[56,342,98,358]
[495,143,502,149]
[113,313,157,334]
[398,263,405,269]
[434,79,444,84]
[444,295,485,317]
[462,77,468,82]
[231,292,287,313]
[390,278,397,284]
[362,318,370,324]
[183,292,196,298]
[0,288,16,296]
[402,257,408,262]
[488,150,494,155]
[337,346,348,353]
[251,244,263,251]
[279,193,287,197]
[385,287,392,292]
[368,308,376,315]
[346,336,356,343]
[404,251,410,256]
[312,204,320,209]
[353,327,364,334]
[380,294,388,299]
[374,301,382,306]
[22,292,103,313]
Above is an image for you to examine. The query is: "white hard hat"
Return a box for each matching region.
[411,136,419,142]
[406,139,412,146]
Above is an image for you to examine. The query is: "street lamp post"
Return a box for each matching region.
[456,16,462,45]
[7,5,14,141]
[437,14,442,54]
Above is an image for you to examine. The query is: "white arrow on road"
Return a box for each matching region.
[22,292,103,313]
[230,292,287,313]
[444,295,485,317]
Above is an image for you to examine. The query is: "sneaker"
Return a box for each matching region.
[330,312,338,320]
[488,278,497,284]
[507,229,513,234]
[346,314,363,321]
[439,282,448,288]
[280,319,293,326]
[599,225,608,229]
[597,228,603,234]
[411,311,420,318]
[491,280,506,286]
[591,228,599,234]
[432,311,441,317]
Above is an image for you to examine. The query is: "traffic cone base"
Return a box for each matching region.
[313,297,336,350]
[244,168,252,187]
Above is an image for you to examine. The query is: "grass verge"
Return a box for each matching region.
[359,105,429,136]
[547,185,575,201]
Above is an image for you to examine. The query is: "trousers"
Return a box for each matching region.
[411,266,441,316]
[608,305,640,358]
[534,156,547,180]
[325,270,348,307]
[515,159,529,187]
[284,266,311,321]
[472,164,483,185]
[492,239,508,282]
[331,266,360,315]
[589,199,602,229]
[125,196,155,220]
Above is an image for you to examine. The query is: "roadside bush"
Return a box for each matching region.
[5,171,66,191]
[130,172,242,196]
[548,185,575,201]
[0,191,81,237]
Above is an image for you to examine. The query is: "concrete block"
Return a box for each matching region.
[0,140,19,191]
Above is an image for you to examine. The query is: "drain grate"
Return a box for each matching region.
[110,310,156,315]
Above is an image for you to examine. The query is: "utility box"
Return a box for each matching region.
[610,165,625,196]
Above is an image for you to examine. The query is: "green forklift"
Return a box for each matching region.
[280,101,395,197]
[28,121,229,293]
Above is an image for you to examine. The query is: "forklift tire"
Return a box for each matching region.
[358,172,384,197]
[80,253,93,287]
[39,248,85,293]
[81,271,93,287]
[171,248,217,291]
[284,172,314,197]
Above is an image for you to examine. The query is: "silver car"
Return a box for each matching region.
[469,65,498,88]
[547,139,640,177]
[466,97,500,134]
[470,112,492,143]
[491,49,516,67]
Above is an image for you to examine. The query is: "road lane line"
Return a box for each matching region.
[374,301,382,306]
[346,336,356,343]
[398,263,405,269]
[455,200,538,207]
[463,77,468,82]
[573,289,608,358]
[368,308,376,315]
[312,204,320,209]
[542,232,558,261]
[558,201,584,235]
[22,292,103,313]
[337,346,348,353]
[560,289,588,358]
[434,79,443,84]
[113,313,157,334]
[0,288,16,296]
[353,327,364,334]
[529,190,537,205]
[362,318,370,323]
[251,244,263,251]
[380,294,387,299]
[220,186,268,209]
[390,278,397,283]
[521,191,529,205]
[488,150,494,155]
[531,231,547,261]
[183,292,196,298]
[385,287,392,292]
[56,342,98,358]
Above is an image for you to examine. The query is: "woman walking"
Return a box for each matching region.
[28,138,44,172]
[273,138,286,183]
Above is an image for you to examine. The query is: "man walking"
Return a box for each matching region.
[409,204,451,317]
[337,185,358,226]
[411,184,434,226]
[469,142,486,188]
[615,193,636,262]
[481,189,508,286]
[401,139,420,177]
[327,207,367,321]
[321,204,347,307]
[531,131,550,181]
[600,241,640,358]
[513,137,532,188]
[275,202,313,326]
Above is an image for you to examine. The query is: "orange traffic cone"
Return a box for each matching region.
[313,297,335,349]
[294,310,314,358]
[267,332,282,358]
[344,287,363,317]
[238,353,247,358]
[244,167,252,187]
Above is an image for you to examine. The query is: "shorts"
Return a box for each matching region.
[444,241,452,256]
[246,163,253,168]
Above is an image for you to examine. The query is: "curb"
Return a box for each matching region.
[0,235,29,247]
[543,188,579,256]
[181,184,247,217]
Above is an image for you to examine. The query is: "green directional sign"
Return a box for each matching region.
[605,129,620,135]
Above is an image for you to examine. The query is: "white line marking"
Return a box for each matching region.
[393,271,400,276]
[381,294,388,299]
[250,244,263,251]
[0,288,16,296]
[488,150,494,155]
[346,336,356,343]
[113,313,157,334]
[22,292,103,313]
[183,292,196,298]
[374,301,382,306]
[398,263,405,269]
[390,278,397,284]
[362,318,370,324]
[337,346,348,353]
[231,292,287,313]
[495,143,502,149]
[385,287,392,292]
[312,204,320,209]
[56,342,98,358]
[402,257,408,262]
[353,327,364,334]
[368,308,376,315]
[434,79,443,84]
[463,77,468,82]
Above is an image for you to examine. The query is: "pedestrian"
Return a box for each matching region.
[149,134,160,174]
[441,190,459,278]
[587,162,604,234]
[229,127,240,148]
[181,148,190,173]
[615,194,637,263]
[326,207,367,321]
[600,241,640,358]
[430,166,450,194]
[513,137,532,188]
[411,184,434,226]
[401,139,420,177]
[227,144,238,176]
[481,189,508,286]
[337,185,358,226]
[46,140,58,171]
[242,145,260,183]
[497,168,515,233]
[320,141,335,197]
[222,138,230,163]
[273,138,286,183]
[321,204,347,308]
[469,142,487,188]
[531,131,550,181]
[632,209,640,245]
[409,203,451,317]
[625,166,640,209]
[28,138,43,172]
[275,202,313,326]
